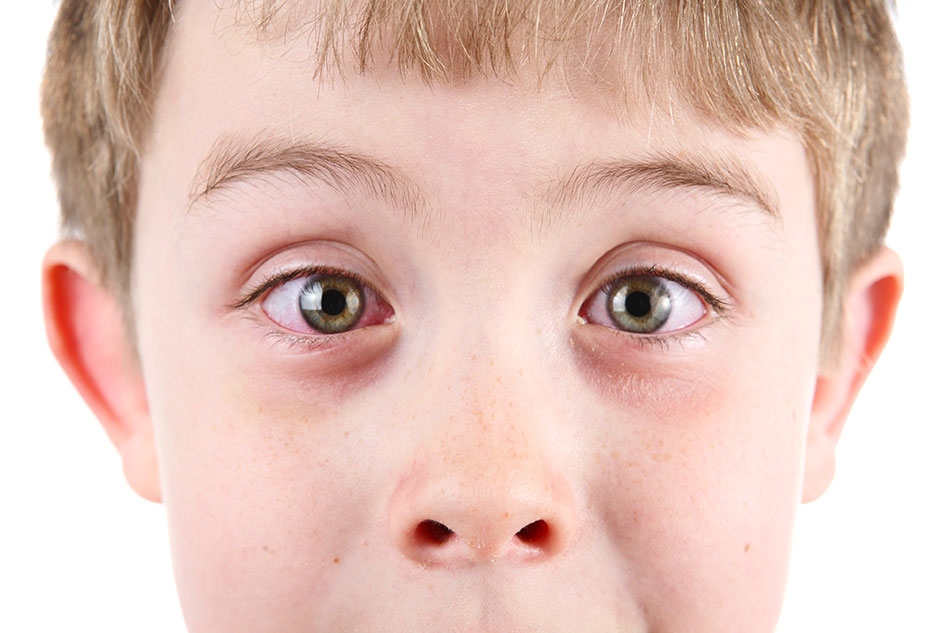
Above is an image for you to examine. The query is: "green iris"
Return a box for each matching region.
[299,275,364,333]
[607,277,672,333]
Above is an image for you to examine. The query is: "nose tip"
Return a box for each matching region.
[389,465,577,567]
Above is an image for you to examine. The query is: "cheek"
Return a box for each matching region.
[570,329,812,628]
[149,374,335,629]
[140,328,390,630]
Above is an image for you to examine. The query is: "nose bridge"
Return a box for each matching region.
[427,375,548,507]
[388,334,577,566]
[424,328,552,494]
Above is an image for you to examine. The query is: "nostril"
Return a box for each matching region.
[515,519,550,545]
[415,519,454,546]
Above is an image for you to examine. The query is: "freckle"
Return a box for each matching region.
[344,431,349,438]
[257,407,263,414]
[744,543,751,553]
[333,557,340,564]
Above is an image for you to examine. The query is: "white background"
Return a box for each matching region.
[2,3,947,632]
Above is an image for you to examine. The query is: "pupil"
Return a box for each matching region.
[322,289,347,316]
[625,291,651,318]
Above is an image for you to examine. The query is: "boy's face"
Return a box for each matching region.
[133,1,823,631]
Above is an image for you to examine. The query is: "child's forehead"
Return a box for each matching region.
[155,1,808,242]
[167,0,804,157]
[186,0,802,135]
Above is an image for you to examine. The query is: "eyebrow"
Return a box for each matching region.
[537,153,780,232]
[188,134,780,235]
[189,134,437,229]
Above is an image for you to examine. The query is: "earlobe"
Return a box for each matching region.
[802,247,903,503]
[42,240,161,503]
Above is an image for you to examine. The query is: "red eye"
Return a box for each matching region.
[581,275,707,334]
[261,272,393,335]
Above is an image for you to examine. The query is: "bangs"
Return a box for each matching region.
[230,0,821,131]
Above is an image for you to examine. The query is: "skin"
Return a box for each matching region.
[41,1,904,632]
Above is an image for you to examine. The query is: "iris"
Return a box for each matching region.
[299,275,365,333]
[607,277,673,333]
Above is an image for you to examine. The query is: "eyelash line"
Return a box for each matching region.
[600,324,710,352]
[230,264,375,312]
[256,320,362,353]
[599,264,732,316]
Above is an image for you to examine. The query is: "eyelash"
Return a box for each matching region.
[233,263,731,352]
[600,264,728,313]
[233,264,374,311]
[259,325,363,353]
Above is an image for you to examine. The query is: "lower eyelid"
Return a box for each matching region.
[263,326,358,353]
[588,321,712,353]
[246,310,365,355]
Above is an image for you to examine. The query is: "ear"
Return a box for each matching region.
[42,240,161,503]
[802,246,903,503]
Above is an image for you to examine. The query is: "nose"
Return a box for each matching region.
[388,408,577,567]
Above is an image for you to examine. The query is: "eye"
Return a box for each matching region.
[581,273,708,334]
[259,270,392,335]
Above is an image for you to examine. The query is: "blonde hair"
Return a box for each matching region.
[42,0,908,362]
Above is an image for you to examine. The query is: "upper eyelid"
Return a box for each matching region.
[230,265,376,311]
[596,265,731,315]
